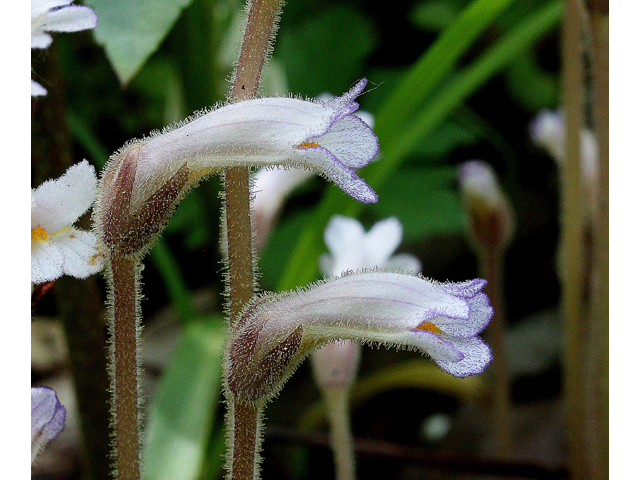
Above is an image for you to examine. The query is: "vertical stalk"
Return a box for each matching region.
[587,3,608,478]
[223,2,282,480]
[479,248,510,458]
[109,253,142,480]
[324,388,356,480]
[561,1,586,478]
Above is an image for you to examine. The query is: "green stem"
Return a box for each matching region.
[561,1,587,478]
[108,253,143,480]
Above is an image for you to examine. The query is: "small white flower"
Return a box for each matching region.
[225,272,494,406]
[123,79,379,210]
[31,160,105,284]
[319,215,421,276]
[31,386,66,464]
[31,0,98,96]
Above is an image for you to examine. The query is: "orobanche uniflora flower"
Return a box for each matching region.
[252,96,377,250]
[31,0,98,96]
[320,215,421,278]
[108,78,378,215]
[32,160,105,284]
[458,160,514,252]
[31,386,66,464]
[312,216,421,388]
[225,272,493,405]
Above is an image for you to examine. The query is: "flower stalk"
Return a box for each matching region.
[561,1,587,478]
[223,1,282,479]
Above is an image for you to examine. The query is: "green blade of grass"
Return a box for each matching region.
[277,0,562,291]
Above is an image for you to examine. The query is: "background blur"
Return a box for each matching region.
[31,0,589,479]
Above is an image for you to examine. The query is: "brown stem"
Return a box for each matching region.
[561,1,587,478]
[479,247,510,458]
[223,2,282,480]
[109,254,142,480]
[586,3,608,479]
[230,401,261,480]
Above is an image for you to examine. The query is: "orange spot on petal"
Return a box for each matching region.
[296,142,321,149]
[415,321,442,335]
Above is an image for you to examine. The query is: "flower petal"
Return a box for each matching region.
[385,253,422,273]
[433,336,493,378]
[430,292,492,338]
[32,160,97,232]
[31,31,53,49]
[31,239,64,284]
[54,229,105,279]
[31,79,48,97]
[363,217,403,266]
[310,114,378,169]
[323,215,365,258]
[39,5,98,33]
[31,0,74,21]
[31,386,66,463]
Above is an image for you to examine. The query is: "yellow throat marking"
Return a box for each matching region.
[296,142,321,149]
[31,226,48,242]
[415,321,442,335]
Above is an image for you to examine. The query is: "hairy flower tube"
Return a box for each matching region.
[31,160,105,284]
[225,272,493,407]
[109,78,378,213]
[31,0,98,96]
[31,386,66,464]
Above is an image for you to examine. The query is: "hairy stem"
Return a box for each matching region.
[223,1,282,479]
[479,247,510,458]
[324,388,357,480]
[230,401,262,480]
[108,253,142,480]
[561,1,587,478]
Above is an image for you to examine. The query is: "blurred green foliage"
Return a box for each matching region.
[39,0,565,478]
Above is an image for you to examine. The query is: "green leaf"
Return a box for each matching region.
[276,5,377,96]
[276,0,562,292]
[86,0,195,85]
[372,167,464,242]
[143,318,226,480]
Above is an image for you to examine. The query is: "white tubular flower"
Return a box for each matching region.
[313,216,420,389]
[31,386,66,464]
[31,160,105,284]
[225,272,493,405]
[31,0,98,96]
[320,215,421,276]
[123,79,378,210]
[458,160,514,251]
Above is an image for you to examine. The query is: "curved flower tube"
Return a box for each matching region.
[225,272,493,405]
[118,79,378,210]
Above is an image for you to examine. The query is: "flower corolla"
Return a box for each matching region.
[225,272,493,405]
[31,160,105,284]
[31,386,66,464]
[118,79,378,211]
